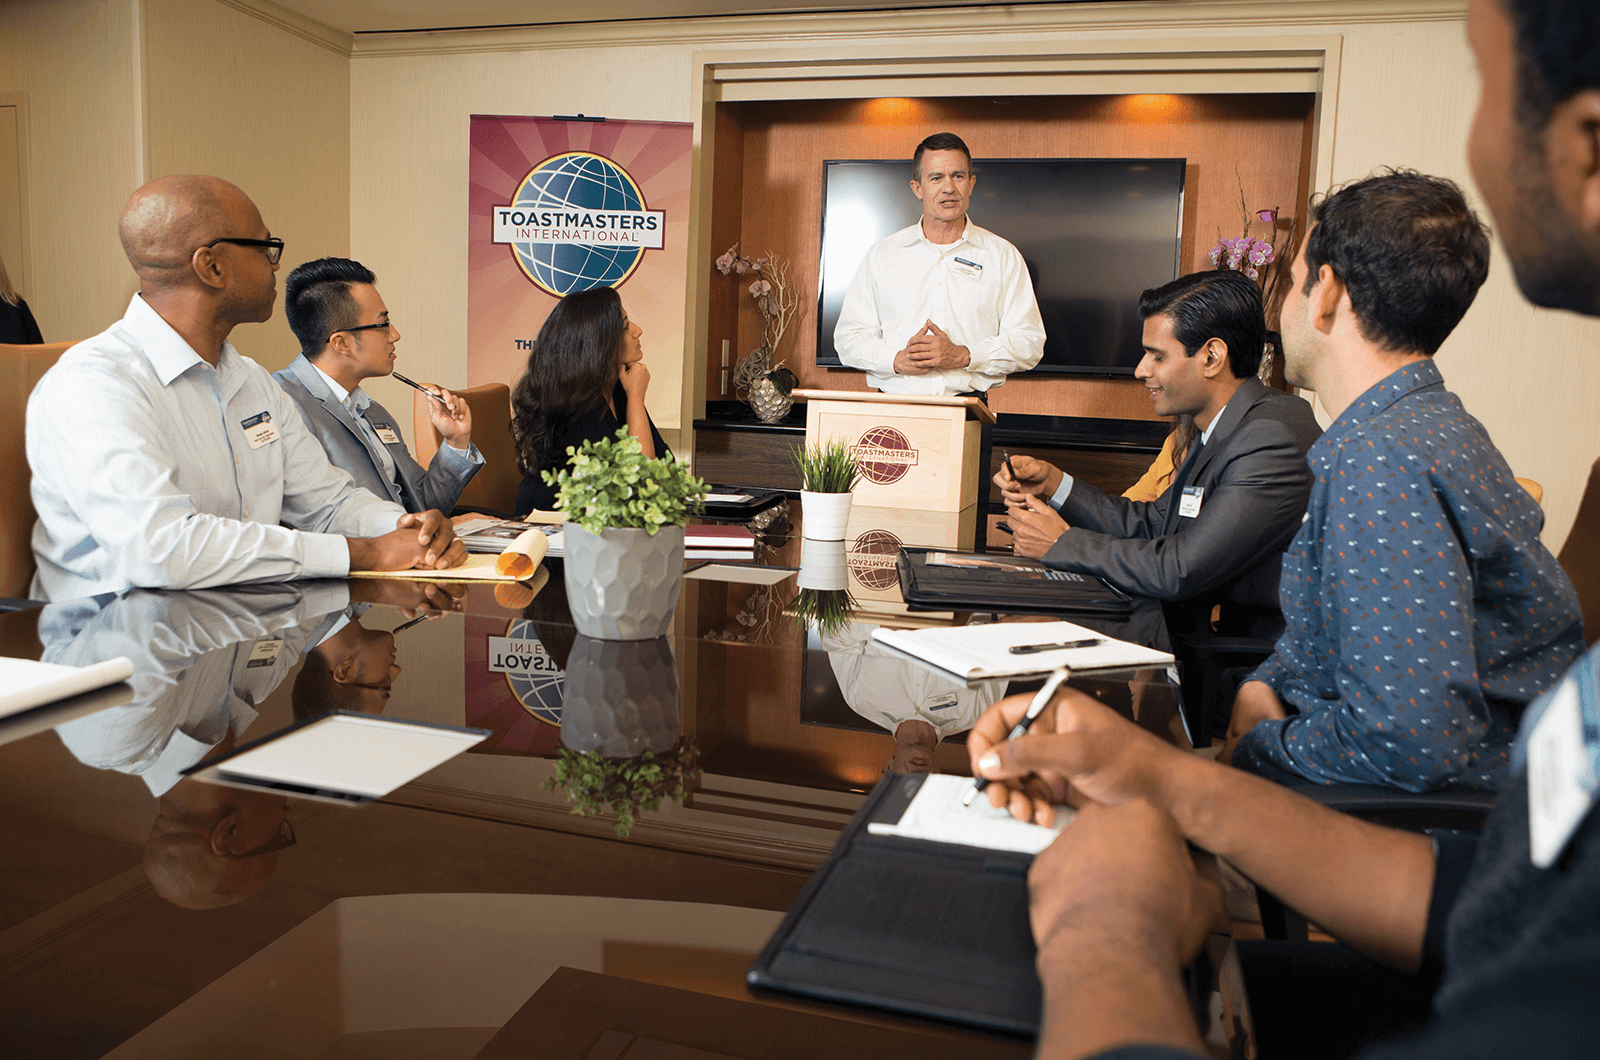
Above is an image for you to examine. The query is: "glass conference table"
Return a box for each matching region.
[0,502,1189,1060]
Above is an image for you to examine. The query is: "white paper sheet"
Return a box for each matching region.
[867,774,1073,854]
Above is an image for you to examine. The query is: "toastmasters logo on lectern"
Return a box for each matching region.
[848,529,904,591]
[492,151,666,297]
[851,426,920,486]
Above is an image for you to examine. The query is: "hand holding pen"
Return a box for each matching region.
[964,666,1072,807]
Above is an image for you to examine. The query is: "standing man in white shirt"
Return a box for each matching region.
[26,174,465,600]
[833,133,1046,396]
[274,257,482,514]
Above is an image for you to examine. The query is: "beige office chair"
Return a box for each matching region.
[1558,457,1600,646]
[1516,476,1544,505]
[1,341,74,599]
[412,382,521,515]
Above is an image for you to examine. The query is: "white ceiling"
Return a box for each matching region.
[270,0,1088,35]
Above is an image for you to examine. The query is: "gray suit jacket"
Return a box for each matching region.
[272,354,481,514]
[1043,377,1321,623]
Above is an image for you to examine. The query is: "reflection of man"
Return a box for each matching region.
[970,3,1600,1057]
[276,257,482,514]
[291,611,402,720]
[834,133,1045,396]
[1000,271,1319,635]
[1222,171,1582,792]
[26,175,464,601]
[822,622,1007,773]
[43,584,350,908]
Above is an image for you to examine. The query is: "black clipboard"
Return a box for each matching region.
[701,486,785,518]
[747,773,1042,1036]
[897,547,1133,616]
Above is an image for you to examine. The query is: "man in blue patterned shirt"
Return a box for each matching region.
[1221,171,1585,791]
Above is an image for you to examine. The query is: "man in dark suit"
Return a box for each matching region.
[274,257,481,514]
[1000,270,1320,635]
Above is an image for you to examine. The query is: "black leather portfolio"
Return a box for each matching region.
[746,773,1042,1036]
[897,547,1133,616]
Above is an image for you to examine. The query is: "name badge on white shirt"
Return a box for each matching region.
[926,691,960,712]
[373,425,402,446]
[246,638,285,668]
[951,256,983,280]
[240,411,280,449]
[1178,486,1204,518]
[1525,652,1600,868]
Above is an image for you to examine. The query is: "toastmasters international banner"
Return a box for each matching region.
[468,115,693,416]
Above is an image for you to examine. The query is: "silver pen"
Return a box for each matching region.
[391,370,448,407]
[964,666,1072,806]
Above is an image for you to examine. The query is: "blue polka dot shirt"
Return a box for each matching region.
[1237,360,1584,791]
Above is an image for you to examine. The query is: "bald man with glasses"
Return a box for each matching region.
[25,174,466,600]
[274,256,482,514]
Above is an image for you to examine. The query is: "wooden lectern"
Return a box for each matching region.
[793,389,996,549]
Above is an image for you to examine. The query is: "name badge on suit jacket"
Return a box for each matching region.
[372,424,402,446]
[1525,651,1600,868]
[1178,486,1204,519]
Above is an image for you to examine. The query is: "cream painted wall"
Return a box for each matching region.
[142,0,351,372]
[349,3,1600,551]
[0,0,142,344]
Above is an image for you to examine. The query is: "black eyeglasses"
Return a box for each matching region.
[331,320,396,339]
[224,818,297,860]
[199,236,285,265]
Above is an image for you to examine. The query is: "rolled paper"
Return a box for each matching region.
[495,527,551,578]
[494,564,549,608]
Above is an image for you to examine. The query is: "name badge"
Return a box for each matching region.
[246,639,284,668]
[1178,486,1204,518]
[1525,651,1600,868]
[927,692,960,712]
[240,411,280,449]
[951,256,983,280]
[373,425,402,446]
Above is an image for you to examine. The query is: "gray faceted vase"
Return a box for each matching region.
[559,635,681,756]
[562,522,684,640]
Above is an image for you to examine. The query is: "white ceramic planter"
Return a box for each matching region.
[797,537,849,591]
[800,490,853,541]
[562,522,684,640]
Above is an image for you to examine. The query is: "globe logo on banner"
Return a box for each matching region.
[853,426,920,486]
[848,529,904,591]
[491,620,564,726]
[492,151,666,297]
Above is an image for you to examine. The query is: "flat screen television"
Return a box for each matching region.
[816,158,1187,377]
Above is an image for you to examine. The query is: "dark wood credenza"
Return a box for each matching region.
[692,401,1170,510]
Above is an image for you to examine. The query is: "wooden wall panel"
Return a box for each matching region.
[705,93,1311,420]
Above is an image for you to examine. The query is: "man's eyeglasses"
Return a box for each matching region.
[332,320,396,340]
[199,237,285,265]
[224,818,297,859]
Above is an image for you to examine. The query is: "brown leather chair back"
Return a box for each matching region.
[1,341,74,598]
[413,382,520,515]
[1558,456,1600,646]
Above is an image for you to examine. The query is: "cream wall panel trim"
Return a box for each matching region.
[0,93,33,297]
[350,0,1463,57]
[214,0,355,56]
[715,71,1320,100]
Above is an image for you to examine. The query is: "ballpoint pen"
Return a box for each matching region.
[391,370,449,407]
[391,614,430,634]
[1008,637,1103,655]
[964,666,1071,807]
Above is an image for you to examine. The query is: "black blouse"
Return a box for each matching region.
[515,381,670,515]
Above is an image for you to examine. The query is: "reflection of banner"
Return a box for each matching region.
[464,607,565,756]
[468,116,693,418]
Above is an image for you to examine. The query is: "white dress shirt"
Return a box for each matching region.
[823,623,1009,739]
[833,220,1045,395]
[27,294,406,599]
[46,583,350,795]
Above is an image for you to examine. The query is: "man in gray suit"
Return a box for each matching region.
[999,270,1320,635]
[275,257,481,513]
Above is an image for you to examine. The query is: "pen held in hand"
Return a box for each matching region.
[391,614,430,634]
[391,370,448,407]
[964,666,1071,807]
[1008,637,1103,655]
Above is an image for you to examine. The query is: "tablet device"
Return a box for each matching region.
[181,711,489,804]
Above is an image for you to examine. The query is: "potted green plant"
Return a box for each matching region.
[791,439,860,541]
[543,428,709,639]
[543,738,702,839]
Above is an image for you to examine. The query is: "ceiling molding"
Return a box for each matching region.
[216,0,355,56]
[347,0,1465,59]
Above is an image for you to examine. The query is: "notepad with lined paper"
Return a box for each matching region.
[869,620,1173,680]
